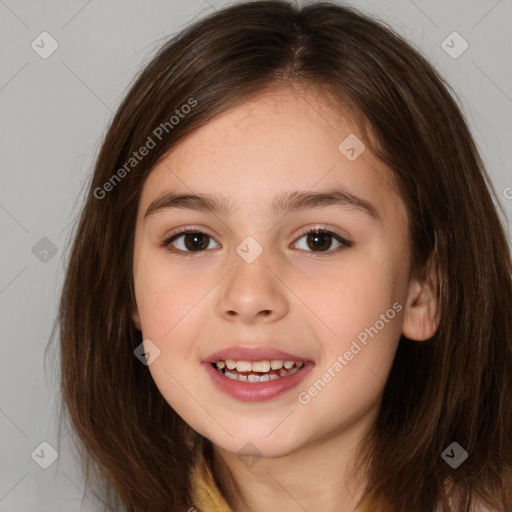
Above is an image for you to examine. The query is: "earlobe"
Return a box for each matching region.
[131,306,142,331]
[401,263,441,341]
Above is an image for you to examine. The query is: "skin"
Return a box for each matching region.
[131,84,440,512]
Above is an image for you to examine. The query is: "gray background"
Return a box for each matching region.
[0,0,511,510]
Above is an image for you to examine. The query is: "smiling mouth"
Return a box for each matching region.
[211,359,305,382]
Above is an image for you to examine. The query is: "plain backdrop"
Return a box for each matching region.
[0,0,511,510]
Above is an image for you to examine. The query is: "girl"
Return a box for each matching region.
[55,1,512,511]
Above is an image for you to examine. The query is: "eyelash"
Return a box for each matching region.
[161,226,354,257]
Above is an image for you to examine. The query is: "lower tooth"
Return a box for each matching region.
[219,366,300,382]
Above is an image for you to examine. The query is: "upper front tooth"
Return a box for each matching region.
[235,360,252,372]
[252,361,271,372]
[270,360,284,370]
[218,359,302,372]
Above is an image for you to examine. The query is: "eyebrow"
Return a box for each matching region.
[144,188,380,220]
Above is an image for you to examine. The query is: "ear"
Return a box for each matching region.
[402,259,441,341]
[131,305,142,331]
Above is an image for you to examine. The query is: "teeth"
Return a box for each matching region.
[235,360,252,372]
[215,359,304,372]
[252,361,270,372]
[224,370,292,382]
[216,361,303,381]
[279,366,299,377]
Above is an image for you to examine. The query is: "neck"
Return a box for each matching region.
[211,409,376,512]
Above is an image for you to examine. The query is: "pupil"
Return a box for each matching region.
[308,232,331,251]
[185,233,208,251]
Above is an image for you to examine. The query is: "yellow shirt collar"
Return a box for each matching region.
[191,448,234,512]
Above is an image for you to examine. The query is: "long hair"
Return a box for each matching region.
[51,1,512,510]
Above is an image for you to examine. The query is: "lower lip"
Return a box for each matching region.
[203,361,314,402]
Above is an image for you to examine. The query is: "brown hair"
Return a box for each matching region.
[49,1,512,510]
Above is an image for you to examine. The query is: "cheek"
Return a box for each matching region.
[293,253,401,348]
[294,288,402,434]
[133,253,213,399]
[134,253,204,337]
[295,253,404,420]
[134,257,209,416]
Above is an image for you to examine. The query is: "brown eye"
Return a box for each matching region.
[182,232,210,251]
[293,229,353,254]
[306,231,333,251]
[163,227,353,256]
[164,229,219,253]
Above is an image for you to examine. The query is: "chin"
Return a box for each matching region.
[209,430,303,460]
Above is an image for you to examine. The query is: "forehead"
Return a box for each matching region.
[138,85,403,222]
[167,86,366,169]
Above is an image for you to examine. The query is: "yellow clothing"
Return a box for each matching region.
[190,448,371,512]
[189,453,504,512]
[191,450,233,511]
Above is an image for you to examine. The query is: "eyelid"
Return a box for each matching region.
[161,225,219,248]
[294,224,352,243]
[164,225,214,237]
[161,224,354,255]
[292,225,354,256]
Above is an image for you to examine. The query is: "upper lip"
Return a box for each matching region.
[204,346,311,363]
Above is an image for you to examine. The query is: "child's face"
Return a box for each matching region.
[132,86,415,458]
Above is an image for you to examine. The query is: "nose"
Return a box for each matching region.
[217,253,289,324]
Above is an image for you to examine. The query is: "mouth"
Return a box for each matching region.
[211,359,305,382]
[203,347,314,401]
